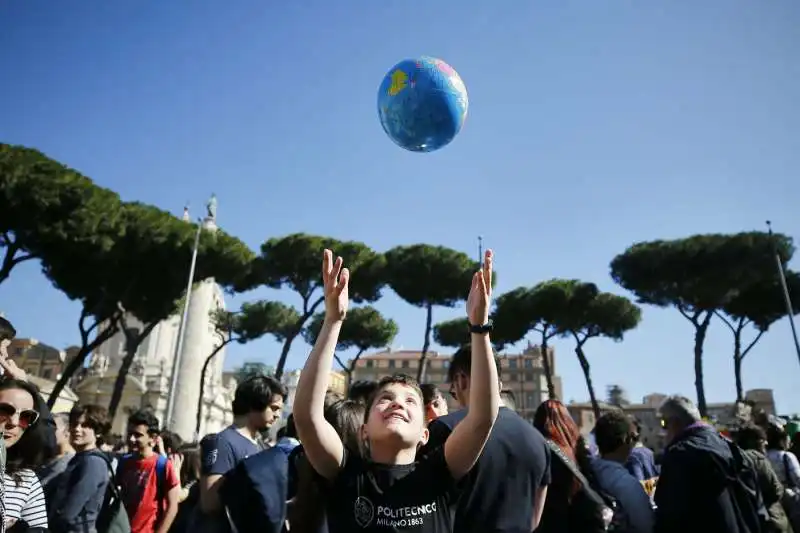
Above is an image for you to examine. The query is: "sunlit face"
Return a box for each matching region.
[660,417,680,444]
[249,395,285,431]
[127,423,155,454]
[426,393,448,423]
[365,383,428,448]
[0,388,37,448]
[70,414,98,451]
[55,416,71,448]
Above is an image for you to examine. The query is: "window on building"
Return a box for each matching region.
[526,393,536,408]
[389,360,396,368]
[509,359,517,369]
[366,360,374,368]
[525,372,534,382]
[42,369,52,380]
[401,360,409,368]
[524,358,533,368]
[442,361,449,368]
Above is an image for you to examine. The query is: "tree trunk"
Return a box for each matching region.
[540,332,556,399]
[416,303,434,382]
[575,343,600,419]
[693,312,713,418]
[48,314,119,408]
[0,241,35,286]
[48,346,91,408]
[274,297,325,379]
[196,341,230,438]
[733,328,744,402]
[107,322,158,421]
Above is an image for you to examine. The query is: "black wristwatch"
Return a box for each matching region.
[469,321,493,335]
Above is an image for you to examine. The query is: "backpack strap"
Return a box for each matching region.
[545,440,604,502]
[155,455,168,524]
[102,453,124,501]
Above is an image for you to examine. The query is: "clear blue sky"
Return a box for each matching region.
[1,1,799,412]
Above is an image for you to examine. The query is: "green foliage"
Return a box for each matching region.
[251,233,386,304]
[212,300,300,345]
[610,232,794,313]
[552,284,640,417]
[491,287,539,349]
[610,232,795,416]
[717,270,800,400]
[196,228,257,291]
[248,233,385,378]
[563,291,642,343]
[0,144,124,284]
[384,245,479,308]
[607,385,629,407]
[721,271,800,330]
[432,317,471,348]
[383,244,482,380]
[303,306,398,371]
[235,361,275,381]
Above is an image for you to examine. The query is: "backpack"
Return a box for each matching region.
[117,454,169,523]
[219,447,289,533]
[546,440,623,532]
[96,454,132,533]
[724,439,768,533]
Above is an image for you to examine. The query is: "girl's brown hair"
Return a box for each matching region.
[533,399,583,497]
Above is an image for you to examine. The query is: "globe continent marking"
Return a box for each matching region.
[377,57,469,153]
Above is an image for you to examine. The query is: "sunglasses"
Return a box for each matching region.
[0,403,40,429]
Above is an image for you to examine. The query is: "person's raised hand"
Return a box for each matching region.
[322,249,349,322]
[467,249,493,326]
[0,340,27,381]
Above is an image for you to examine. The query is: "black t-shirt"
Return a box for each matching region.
[420,407,551,533]
[325,446,460,533]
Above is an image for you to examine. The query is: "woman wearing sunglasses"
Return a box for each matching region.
[0,377,51,533]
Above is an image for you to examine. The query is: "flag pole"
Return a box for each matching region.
[766,221,800,368]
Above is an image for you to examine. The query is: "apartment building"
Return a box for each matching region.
[568,388,777,452]
[6,339,80,411]
[350,342,563,423]
[7,338,78,381]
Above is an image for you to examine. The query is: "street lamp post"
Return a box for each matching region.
[164,219,203,428]
[766,221,800,370]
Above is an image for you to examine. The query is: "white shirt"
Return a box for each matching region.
[767,449,800,488]
[3,469,47,528]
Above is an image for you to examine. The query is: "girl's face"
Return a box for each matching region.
[0,387,38,448]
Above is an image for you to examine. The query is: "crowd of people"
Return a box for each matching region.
[1,249,800,533]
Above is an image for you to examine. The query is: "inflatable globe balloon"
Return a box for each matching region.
[377,57,469,153]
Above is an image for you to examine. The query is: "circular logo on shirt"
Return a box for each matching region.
[206,449,218,466]
[353,496,374,528]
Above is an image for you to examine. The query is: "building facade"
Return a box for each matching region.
[349,343,562,423]
[9,339,79,410]
[280,369,348,421]
[74,205,236,440]
[568,389,778,452]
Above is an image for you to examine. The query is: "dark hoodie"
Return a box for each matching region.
[655,424,760,533]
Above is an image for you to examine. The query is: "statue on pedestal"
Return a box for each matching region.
[89,352,109,375]
[206,194,217,221]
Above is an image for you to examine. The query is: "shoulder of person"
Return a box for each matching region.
[435,410,466,430]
